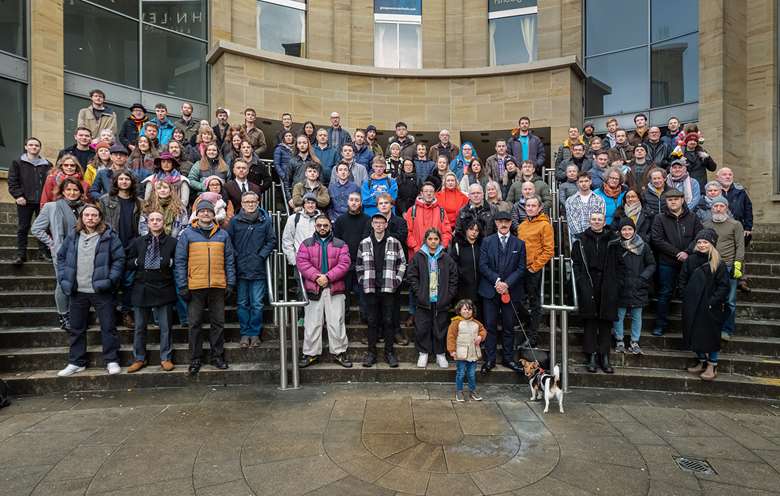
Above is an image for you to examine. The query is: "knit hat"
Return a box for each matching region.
[109,144,129,155]
[617,217,636,230]
[95,141,111,151]
[302,192,317,204]
[583,121,595,131]
[704,180,722,191]
[204,175,224,189]
[695,228,719,246]
[711,195,729,207]
[662,188,685,199]
[684,132,700,144]
[366,124,377,133]
[634,142,649,154]
[196,200,215,214]
[670,158,687,168]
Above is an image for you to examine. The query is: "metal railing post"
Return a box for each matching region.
[290,306,300,388]
[278,295,288,390]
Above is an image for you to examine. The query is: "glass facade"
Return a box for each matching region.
[584,0,699,123]
[63,0,208,103]
[0,1,27,169]
[488,0,537,66]
[375,21,421,69]
[257,0,306,57]
[0,0,26,56]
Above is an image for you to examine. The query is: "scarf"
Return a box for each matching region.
[621,234,645,256]
[241,209,260,223]
[601,181,623,199]
[144,235,162,269]
[667,171,693,205]
[624,201,642,224]
[154,169,182,185]
[421,244,443,303]
[66,198,83,218]
[131,116,146,132]
[158,197,178,235]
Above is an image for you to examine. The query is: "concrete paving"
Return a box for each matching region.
[1,384,779,495]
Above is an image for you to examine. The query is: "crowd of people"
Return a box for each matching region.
[6,89,755,392]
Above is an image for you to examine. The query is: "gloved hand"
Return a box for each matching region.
[733,261,743,279]
[178,288,192,302]
[225,286,234,299]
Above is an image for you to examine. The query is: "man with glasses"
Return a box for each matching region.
[297,215,353,368]
[455,183,497,237]
[227,191,276,348]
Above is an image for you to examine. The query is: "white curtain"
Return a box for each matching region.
[374,23,393,68]
[520,14,537,62]
[489,21,497,65]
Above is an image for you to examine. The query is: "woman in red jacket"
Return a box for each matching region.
[40,154,90,207]
[435,171,468,226]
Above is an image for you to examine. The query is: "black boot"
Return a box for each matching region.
[586,353,598,373]
[600,352,614,374]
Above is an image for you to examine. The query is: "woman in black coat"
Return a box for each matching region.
[125,211,179,373]
[612,189,650,241]
[679,228,730,381]
[448,219,482,305]
[572,211,625,373]
[613,217,656,355]
[396,159,421,216]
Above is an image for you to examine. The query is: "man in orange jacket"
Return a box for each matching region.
[517,195,554,347]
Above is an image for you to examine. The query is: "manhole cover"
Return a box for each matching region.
[674,456,717,475]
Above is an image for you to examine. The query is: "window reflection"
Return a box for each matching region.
[489,14,537,65]
[586,0,648,56]
[143,0,207,40]
[142,25,208,102]
[0,77,26,168]
[651,33,698,107]
[585,47,649,117]
[0,0,26,56]
[374,22,421,69]
[257,1,306,56]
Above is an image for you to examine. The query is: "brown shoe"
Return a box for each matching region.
[700,362,717,381]
[404,315,415,328]
[394,332,409,346]
[687,360,706,374]
[122,312,135,329]
[160,360,175,371]
[127,361,145,373]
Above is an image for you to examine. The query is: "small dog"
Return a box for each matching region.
[520,359,564,414]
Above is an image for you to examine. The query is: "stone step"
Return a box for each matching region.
[750,241,780,252]
[744,263,780,276]
[0,260,55,276]
[744,275,780,290]
[2,361,779,398]
[745,252,780,264]
[0,275,56,291]
[0,247,40,259]
[0,234,39,247]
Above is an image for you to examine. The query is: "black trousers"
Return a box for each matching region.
[482,297,517,363]
[523,270,543,337]
[415,303,448,355]
[16,204,46,257]
[583,318,612,354]
[364,292,396,354]
[68,291,120,367]
[188,288,226,362]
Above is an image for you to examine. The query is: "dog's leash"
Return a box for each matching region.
[505,298,544,366]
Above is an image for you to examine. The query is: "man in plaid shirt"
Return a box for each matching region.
[356,213,407,368]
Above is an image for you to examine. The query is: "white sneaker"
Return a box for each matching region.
[417,353,429,368]
[106,362,121,375]
[57,364,85,377]
[436,354,449,368]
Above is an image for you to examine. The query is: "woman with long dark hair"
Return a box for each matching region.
[189,142,229,192]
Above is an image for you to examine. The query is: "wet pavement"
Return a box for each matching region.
[1,383,779,495]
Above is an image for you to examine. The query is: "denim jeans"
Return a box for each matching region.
[134,304,173,362]
[174,277,188,325]
[654,263,680,332]
[237,278,266,337]
[614,307,643,343]
[455,360,477,391]
[722,269,738,336]
[696,351,719,363]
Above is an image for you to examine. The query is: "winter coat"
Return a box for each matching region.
[328,179,360,220]
[126,233,178,307]
[412,158,435,182]
[404,197,453,257]
[98,194,143,244]
[667,175,701,213]
[644,140,670,169]
[352,144,375,168]
[8,155,51,204]
[485,154,513,183]
[57,226,125,296]
[428,142,459,164]
[226,209,276,280]
[361,175,398,217]
[594,187,626,226]
[388,135,416,161]
[507,132,546,171]
[273,143,293,184]
[448,236,481,303]
[613,208,652,241]
[642,184,669,222]
[556,156,594,183]
[455,201,497,238]
[627,128,649,147]
[138,208,189,239]
[617,241,656,307]
[281,209,320,265]
[39,172,90,207]
[446,317,488,362]
[607,143,634,165]
[436,187,469,226]
[722,183,753,231]
[459,173,490,196]
[518,213,554,273]
[478,233,526,302]
[312,145,339,182]
[174,220,236,290]
[119,116,148,148]
[292,181,331,211]
[355,235,406,293]
[32,199,79,264]
[175,117,200,144]
[327,127,352,150]
[242,126,267,155]
[296,235,351,297]
[77,105,117,137]
[571,228,625,321]
[679,252,730,353]
[245,155,273,194]
[650,207,702,267]
[142,118,175,146]
[558,180,578,214]
[554,138,584,170]
[395,172,422,217]
[334,211,370,269]
[188,159,228,192]
[407,248,459,310]
[683,147,717,191]
[505,175,552,211]
[704,218,745,267]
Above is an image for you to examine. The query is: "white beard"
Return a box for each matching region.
[712,212,729,223]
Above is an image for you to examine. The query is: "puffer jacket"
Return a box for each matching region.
[57,226,125,295]
[435,187,469,226]
[296,234,351,297]
[8,154,51,203]
[618,241,656,307]
[273,143,293,183]
[352,143,375,168]
[226,209,276,280]
[388,135,416,161]
[518,213,554,273]
[175,220,236,290]
[404,197,453,257]
[328,179,360,220]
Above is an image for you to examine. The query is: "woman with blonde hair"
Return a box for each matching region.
[679,228,730,381]
[485,180,512,212]
[186,124,215,163]
[40,154,89,206]
[140,180,189,238]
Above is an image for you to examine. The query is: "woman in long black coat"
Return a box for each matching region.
[679,228,730,381]
[448,219,482,306]
[572,211,625,374]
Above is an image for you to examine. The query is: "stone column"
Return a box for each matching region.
[422,0,446,68]
[351,0,373,66]
[308,0,335,61]
[445,0,464,68]
[232,0,258,48]
[30,0,64,157]
[537,0,562,60]
[210,0,232,47]
[463,0,488,68]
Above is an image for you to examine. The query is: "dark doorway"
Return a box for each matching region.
[459,127,551,169]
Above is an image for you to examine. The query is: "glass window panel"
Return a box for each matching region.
[83,0,139,17]
[257,1,306,57]
[651,0,697,42]
[64,0,139,86]
[141,25,207,102]
[488,0,537,13]
[0,0,25,56]
[489,14,537,65]
[374,22,399,68]
[651,33,698,107]
[585,47,649,117]
[64,94,131,147]
[585,0,648,56]
[0,77,26,170]
[398,23,421,69]
[143,0,207,40]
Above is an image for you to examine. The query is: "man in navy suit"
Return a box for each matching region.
[478,211,526,373]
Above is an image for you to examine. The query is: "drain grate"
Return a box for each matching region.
[674,456,717,475]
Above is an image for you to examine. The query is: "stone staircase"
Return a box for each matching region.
[0,213,779,398]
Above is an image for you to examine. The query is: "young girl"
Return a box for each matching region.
[189,175,232,227]
[679,228,730,381]
[447,299,487,402]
